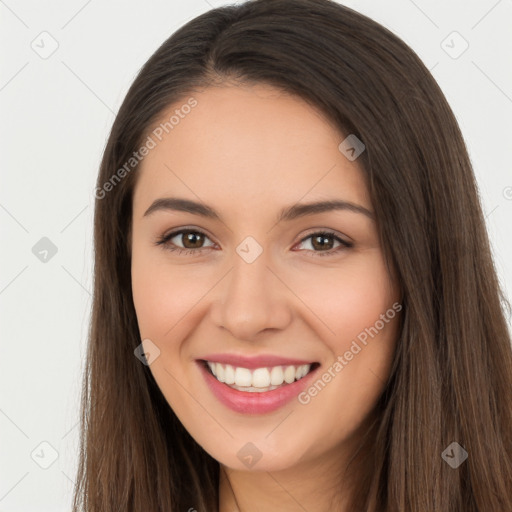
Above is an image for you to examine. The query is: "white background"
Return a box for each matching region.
[1,0,511,510]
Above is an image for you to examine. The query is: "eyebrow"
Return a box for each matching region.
[143,197,374,222]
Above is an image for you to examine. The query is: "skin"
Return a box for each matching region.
[130,82,402,511]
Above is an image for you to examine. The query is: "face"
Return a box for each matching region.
[130,83,402,473]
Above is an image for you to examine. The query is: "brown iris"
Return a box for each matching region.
[181,231,206,249]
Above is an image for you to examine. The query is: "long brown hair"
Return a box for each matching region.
[72,0,512,510]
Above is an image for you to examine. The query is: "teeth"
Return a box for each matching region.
[216,363,225,383]
[234,367,252,387]
[252,368,270,388]
[270,366,284,385]
[206,361,312,390]
[224,364,235,385]
[284,365,296,384]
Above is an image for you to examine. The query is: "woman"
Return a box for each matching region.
[73,0,512,510]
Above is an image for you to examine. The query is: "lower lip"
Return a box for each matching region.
[197,361,319,414]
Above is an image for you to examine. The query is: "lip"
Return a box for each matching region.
[200,353,315,369]
[196,358,320,414]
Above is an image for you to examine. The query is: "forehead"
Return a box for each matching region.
[133,83,370,218]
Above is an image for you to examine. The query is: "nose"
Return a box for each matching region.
[210,248,292,342]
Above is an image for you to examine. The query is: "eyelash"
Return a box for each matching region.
[154,228,353,257]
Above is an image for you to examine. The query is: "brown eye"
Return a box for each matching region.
[310,233,335,251]
[155,229,216,253]
[295,231,353,257]
[180,231,205,249]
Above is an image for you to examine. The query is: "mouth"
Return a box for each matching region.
[201,360,320,392]
[196,356,320,414]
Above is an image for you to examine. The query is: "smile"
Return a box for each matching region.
[205,361,314,392]
[197,355,320,414]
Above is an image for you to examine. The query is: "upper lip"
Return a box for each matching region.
[199,353,317,369]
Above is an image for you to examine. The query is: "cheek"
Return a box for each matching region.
[131,252,209,411]
[131,247,212,340]
[286,252,400,414]
[288,251,399,345]
[297,255,400,431]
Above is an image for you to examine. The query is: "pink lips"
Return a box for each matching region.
[197,353,319,414]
